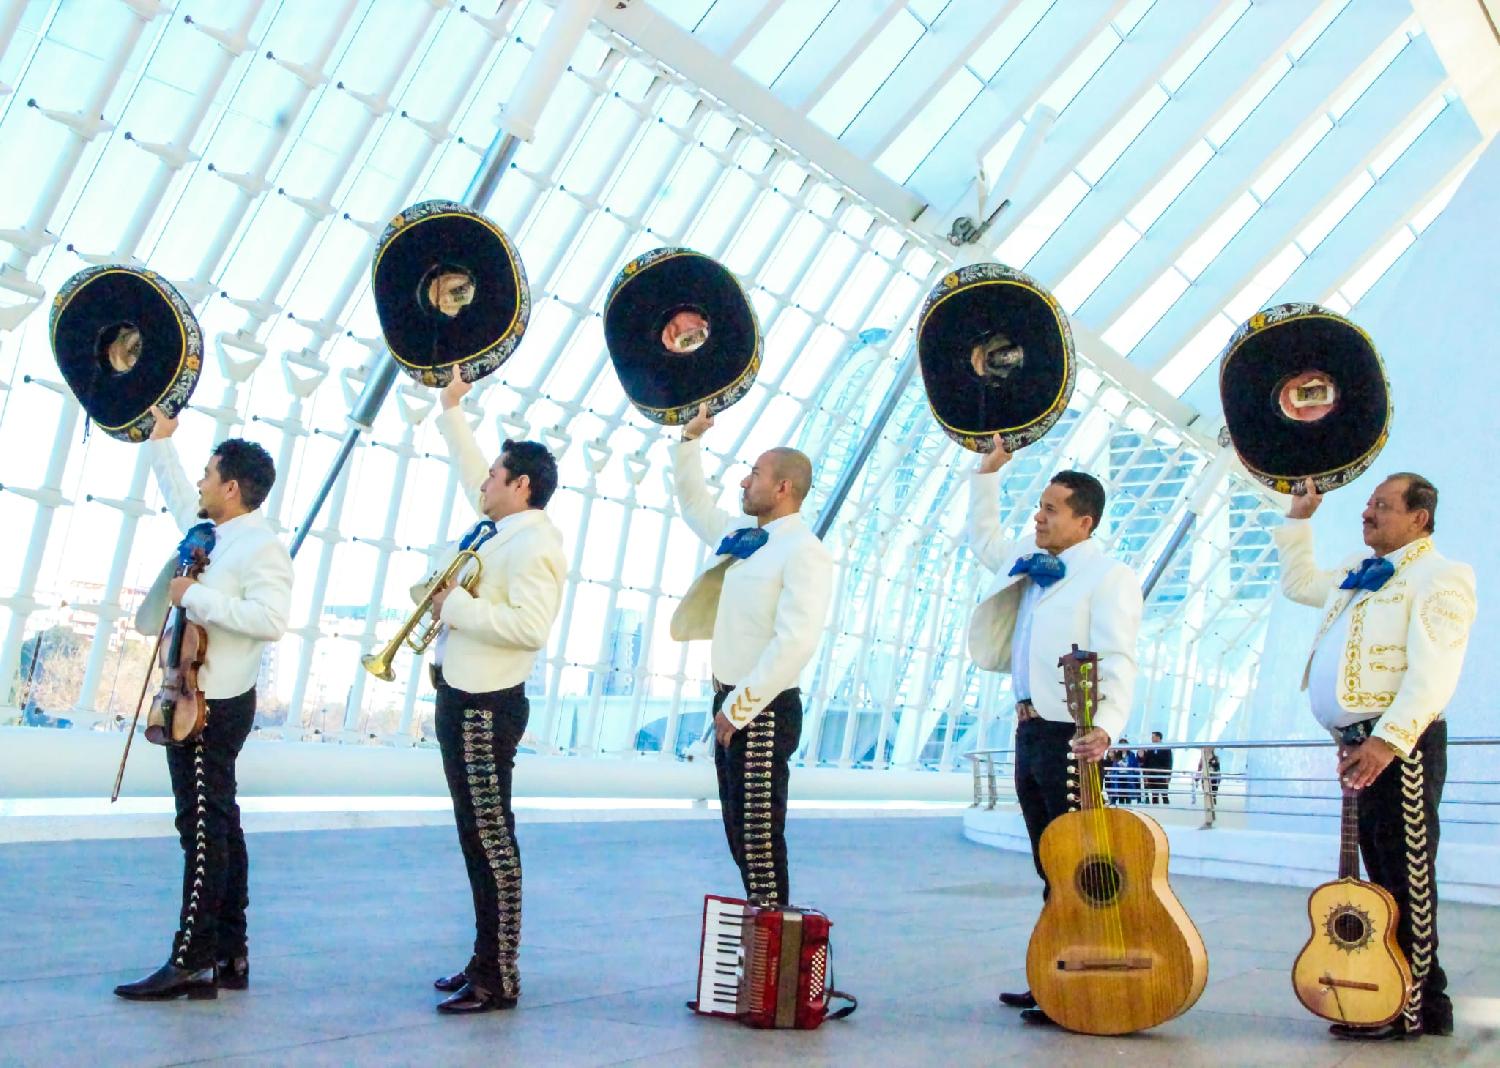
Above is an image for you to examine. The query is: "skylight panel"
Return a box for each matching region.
[993,170,1088,267]
[1035,26,1121,115]
[1249,114,1332,202]
[1125,140,1212,232]
[734,0,840,86]
[1339,227,1413,305]
[966,0,1053,81]
[1327,25,1413,120]
[1204,56,1291,148]
[1294,171,1373,253]
[874,68,982,182]
[1077,84,1169,184]
[1368,96,1447,178]
[1175,192,1257,280]
[1053,221,1140,312]
[807,11,924,136]
[1287,0,1354,61]
[1103,267,1187,353]
[1159,0,1249,93]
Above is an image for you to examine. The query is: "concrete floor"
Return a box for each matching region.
[1,815,1497,1066]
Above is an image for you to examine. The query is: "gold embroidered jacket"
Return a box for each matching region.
[1274,520,1476,755]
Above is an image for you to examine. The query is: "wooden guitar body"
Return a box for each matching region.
[1292,877,1412,1026]
[1026,805,1209,1035]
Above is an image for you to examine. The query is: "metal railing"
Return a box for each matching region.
[967,737,1500,830]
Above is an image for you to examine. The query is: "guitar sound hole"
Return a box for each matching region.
[1074,855,1124,907]
[1326,904,1372,951]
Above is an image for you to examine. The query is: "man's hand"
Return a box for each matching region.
[683,402,714,442]
[429,579,457,621]
[1338,737,1397,790]
[714,710,736,747]
[440,376,472,411]
[148,404,178,440]
[976,433,1014,475]
[168,576,196,606]
[1287,476,1322,520]
[1070,727,1111,764]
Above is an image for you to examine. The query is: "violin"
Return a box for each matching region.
[145,522,216,746]
[112,523,216,801]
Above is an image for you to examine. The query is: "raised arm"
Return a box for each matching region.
[435,405,492,518]
[1272,520,1342,608]
[670,437,737,548]
[146,438,202,533]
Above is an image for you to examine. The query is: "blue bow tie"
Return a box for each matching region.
[716,527,768,560]
[1340,556,1394,593]
[1008,552,1065,588]
[459,519,497,551]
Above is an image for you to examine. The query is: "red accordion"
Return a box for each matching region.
[691,894,856,1029]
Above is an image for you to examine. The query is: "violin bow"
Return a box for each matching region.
[110,618,168,803]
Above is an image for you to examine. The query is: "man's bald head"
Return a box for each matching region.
[763,447,813,504]
[740,446,815,520]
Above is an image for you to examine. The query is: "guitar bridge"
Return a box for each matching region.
[1056,956,1153,972]
[1319,975,1381,992]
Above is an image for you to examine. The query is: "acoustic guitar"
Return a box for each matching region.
[1025,646,1209,1035]
[1290,724,1412,1026]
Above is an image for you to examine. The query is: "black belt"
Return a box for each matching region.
[431,664,524,698]
[713,678,733,696]
[1016,699,1039,723]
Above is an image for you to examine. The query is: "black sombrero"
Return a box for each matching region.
[917,262,1075,453]
[603,248,760,426]
[372,200,529,387]
[1219,303,1390,494]
[50,266,203,443]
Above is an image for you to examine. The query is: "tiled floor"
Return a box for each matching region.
[1,816,1496,1066]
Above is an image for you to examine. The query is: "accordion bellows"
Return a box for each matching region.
[1219,303,1390,494]
[604,248,760,426]
[50,265,203,443]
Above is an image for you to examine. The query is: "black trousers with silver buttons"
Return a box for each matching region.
[713,688,802,906]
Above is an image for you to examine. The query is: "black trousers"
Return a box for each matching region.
[435,672,527,998]
[166,688,256,970]
[713,688,801,906]
[1014,718,1077,897]
[1358,720,1449,1030]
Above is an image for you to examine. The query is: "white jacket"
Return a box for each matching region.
[427,407,566,694]
[966,470,1142,743]
[1274,520,1476,756]
[147,439,293,700]
[669,438,833,729]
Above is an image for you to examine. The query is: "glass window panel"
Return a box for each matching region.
[807,10,924,137]
[1036,26,1121,115]
[1295,171,1373,253]
[1176,192,1257,280]
[1054,221,1140,311]
[967,0,1053,80]
[1126,139,1213,232]
[994,170,1088,267]
[874,69,982,182]
[1077,84,1168,184]
[735,0,841,86]
[1159,0,1249,92]
[1102,267,1188,353]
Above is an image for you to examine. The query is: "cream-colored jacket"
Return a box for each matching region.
[1274,519,1476,756]
[966,470,1142,744]
[669,438,833,729]
[425,407,566,694]
[146,439,293,700]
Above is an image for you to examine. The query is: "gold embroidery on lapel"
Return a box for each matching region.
[1338,539,1432,709]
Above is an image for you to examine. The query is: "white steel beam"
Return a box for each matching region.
[770,0,907,111]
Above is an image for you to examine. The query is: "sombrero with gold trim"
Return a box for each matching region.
[50,265,203,443]
[1219,303,1390,494]
[604,248,760,426]
[917,262,1075,453]
[372,199,529,387]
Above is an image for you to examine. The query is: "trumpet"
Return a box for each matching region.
[361,548,483,681]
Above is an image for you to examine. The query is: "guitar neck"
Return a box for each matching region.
[1059,646,1103,811]
[1338,787,1361,880]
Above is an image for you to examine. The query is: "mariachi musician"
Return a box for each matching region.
[605,249,833,907]
[1223,304,1476,1040]
[49,266,295,1000]
[920,263,1143,1026]
[369,202,567,1014]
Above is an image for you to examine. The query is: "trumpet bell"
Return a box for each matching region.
[360,650,397,682]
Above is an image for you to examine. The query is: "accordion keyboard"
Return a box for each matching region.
[696,895,748,1016]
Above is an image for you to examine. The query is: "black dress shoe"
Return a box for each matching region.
[433,970,467,993]
[1019,1007,1056,1027]
[436,981,517,1014]
[1329,1021,1415,1041]
[114,962,217,1001]
[999,990,1037,1009]
[216,956,249,991]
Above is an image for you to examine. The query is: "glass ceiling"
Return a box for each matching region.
[0,0,1490,774]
